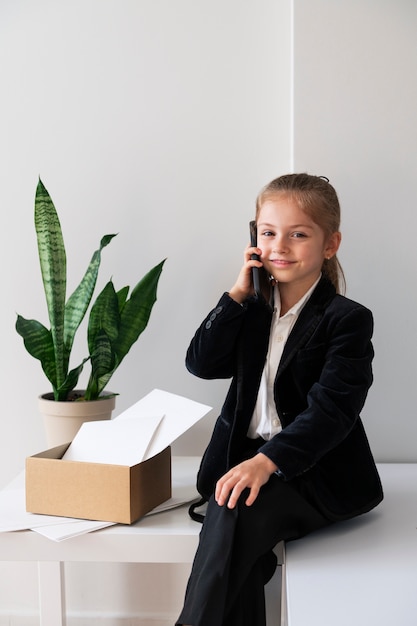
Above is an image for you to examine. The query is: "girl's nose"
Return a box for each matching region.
[273,236,289,254]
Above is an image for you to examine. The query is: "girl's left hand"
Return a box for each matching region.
[215,453,278,509]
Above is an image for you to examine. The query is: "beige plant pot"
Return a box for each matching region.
[39,390,116,448]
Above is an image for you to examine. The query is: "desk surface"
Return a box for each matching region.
[0,456,202,563]
[285,464,417,626]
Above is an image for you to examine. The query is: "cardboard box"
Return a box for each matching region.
[26,444,171,524]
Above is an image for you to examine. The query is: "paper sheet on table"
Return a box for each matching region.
[62,414,164,465]
[32,519,115,540]
[0,474,117,537]
[0,486,95,532]
[116,388,212,460]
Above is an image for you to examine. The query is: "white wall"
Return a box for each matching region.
[1,0,416,623]
[293,0,417,461]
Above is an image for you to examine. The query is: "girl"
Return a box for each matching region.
[176,173,383,626]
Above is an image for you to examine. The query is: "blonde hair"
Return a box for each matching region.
[256,173,345,294]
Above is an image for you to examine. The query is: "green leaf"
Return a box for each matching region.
[34,179,66,389]
[116,285,129,312]
[15,315,57,389]
[64,234,117,360]
[85,282,120,400]
[85,330,117,400]
[112,259,165,364]
[87,281,120,351]
[56,357,90,401]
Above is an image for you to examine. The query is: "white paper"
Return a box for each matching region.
[0,484,93,532]
[32,519,115,541]
[62,414,164,465]
[0,474,117,538]
[61,389,212,466]
[116,389,212,460]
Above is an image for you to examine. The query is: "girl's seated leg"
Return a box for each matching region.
[177,473,330,626]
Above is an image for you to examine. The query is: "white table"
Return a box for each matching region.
[0,456,202,626]
[284,464,417,626]
[11,458,411,626]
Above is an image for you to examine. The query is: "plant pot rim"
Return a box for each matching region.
[39,390,116,403]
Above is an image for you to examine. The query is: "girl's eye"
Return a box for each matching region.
[292,232,307,239]
[261,230,274,237]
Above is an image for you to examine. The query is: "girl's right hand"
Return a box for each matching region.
[228,244,263,304]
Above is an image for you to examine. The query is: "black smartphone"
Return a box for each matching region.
[249,220,262,298]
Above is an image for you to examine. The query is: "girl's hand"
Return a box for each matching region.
[215,453,278,509]
[228,244,263,304]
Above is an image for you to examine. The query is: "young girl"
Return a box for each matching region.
[176,173,383,626]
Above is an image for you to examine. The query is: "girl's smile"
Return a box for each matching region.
[270,259,296,267]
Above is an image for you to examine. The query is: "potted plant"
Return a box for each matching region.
[16,179,165,446]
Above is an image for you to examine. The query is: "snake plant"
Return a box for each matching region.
[16,179,165,401]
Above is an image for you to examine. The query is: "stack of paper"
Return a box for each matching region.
[63,388,211,466]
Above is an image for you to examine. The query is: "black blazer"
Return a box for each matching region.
[186,276,383,521]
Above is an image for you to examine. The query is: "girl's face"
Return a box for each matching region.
[257,194,340,294]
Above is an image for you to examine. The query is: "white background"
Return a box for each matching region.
[0,0,416,622]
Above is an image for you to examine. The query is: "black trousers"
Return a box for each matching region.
[176,464,330,626]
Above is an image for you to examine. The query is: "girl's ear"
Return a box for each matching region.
[325,231,342,259]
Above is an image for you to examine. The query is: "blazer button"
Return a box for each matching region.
[205,320,212,329]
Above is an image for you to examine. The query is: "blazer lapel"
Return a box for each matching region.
[277,277,336,377]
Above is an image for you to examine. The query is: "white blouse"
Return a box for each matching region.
[247,277,320,441]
